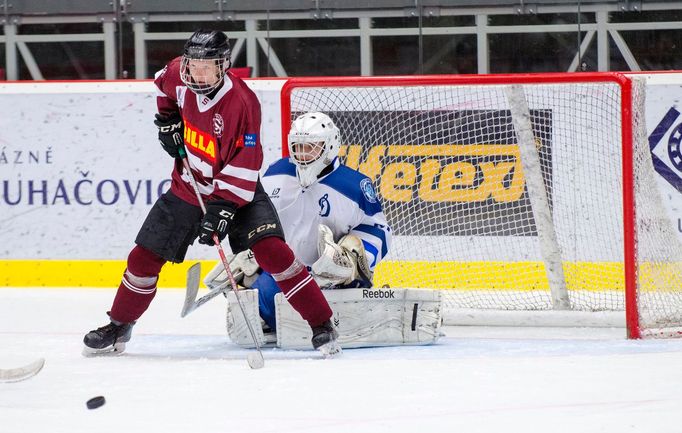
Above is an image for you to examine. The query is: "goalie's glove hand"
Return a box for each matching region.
[311,224,355,289]
[154,112,184,158]
[204,249,260,290]
[198,200,237,246]
[311,224,374,289]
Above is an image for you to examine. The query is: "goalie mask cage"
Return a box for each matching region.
[280,73,682,339]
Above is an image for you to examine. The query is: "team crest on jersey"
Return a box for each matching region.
[213,114,224,137]
[360,178,377,203]
[319,194,330,217]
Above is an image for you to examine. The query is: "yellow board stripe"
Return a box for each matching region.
[0,260,216,288]
[374,261,626,292]
[0,259,627,292]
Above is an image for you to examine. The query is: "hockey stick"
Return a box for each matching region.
[179,149,264,369]
[181,262,235,317]
[0,358,45,383]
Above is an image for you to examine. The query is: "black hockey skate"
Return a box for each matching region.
[82,313,135,357]
[311,320,342,358]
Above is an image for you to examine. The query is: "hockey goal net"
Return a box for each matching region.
[280,73,682,338]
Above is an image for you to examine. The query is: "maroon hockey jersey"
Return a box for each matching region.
[153,57,263,208]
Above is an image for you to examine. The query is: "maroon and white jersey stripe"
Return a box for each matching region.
[154,57,263,208]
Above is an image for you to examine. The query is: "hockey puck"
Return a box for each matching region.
[86,396,106,410]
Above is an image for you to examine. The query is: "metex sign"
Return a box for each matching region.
[333,109,554,236]
[342,144,526,203]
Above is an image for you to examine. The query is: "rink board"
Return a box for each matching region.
[1,75,681,292]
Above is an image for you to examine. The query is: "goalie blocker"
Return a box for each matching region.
[226,287,443,349]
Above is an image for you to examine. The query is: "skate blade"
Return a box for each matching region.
[317,341,342,359]
[82,342,126,357]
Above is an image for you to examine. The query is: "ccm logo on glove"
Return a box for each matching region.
[154,112,185,158]
[198,201,237,245]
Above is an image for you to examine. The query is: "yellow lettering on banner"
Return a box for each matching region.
[441,161,486,202]
[417,159,443,202]
[341,145,362,170]
[381,162,415,202]
[480,161,525,202]
[359,146,387,183]
[339,143,532,203]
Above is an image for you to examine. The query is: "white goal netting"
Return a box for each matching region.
[282,74,682,337]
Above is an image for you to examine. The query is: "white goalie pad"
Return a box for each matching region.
[225,288,443,349]
[224,289,267,348]
[277,288,443,349]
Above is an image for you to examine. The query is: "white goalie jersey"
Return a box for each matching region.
[262,157,391,274]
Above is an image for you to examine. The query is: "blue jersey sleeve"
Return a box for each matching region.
[321,166,391,269]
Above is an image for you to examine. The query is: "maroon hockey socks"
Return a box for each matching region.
[110,245,166,324]
[251,236,332,327]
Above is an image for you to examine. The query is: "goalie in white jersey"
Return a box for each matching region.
[206,112,391,331]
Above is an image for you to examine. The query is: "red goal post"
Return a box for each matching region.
[279,73,682,339]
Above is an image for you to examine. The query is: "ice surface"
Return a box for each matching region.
[1,288,682,433]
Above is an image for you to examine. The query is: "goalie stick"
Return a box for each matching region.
[181,262,230,317]
[0,358,45,383]
[179,149,264,370]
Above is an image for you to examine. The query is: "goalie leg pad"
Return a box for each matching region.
[225,289,267,348]
[275,288,443,350]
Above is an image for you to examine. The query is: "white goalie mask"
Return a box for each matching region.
[287,112,341,187]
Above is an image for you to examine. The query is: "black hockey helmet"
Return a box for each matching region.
[183,29,231,60]
[180,29,232,95]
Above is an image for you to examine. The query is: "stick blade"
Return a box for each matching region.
[181,263,202,317]
[0,358,45,383]
[247,352,265,369]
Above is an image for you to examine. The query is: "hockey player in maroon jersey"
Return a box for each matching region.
[83,29,340,357]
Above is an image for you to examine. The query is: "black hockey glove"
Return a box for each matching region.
[154,112,184,158]
[198,200,237,245]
